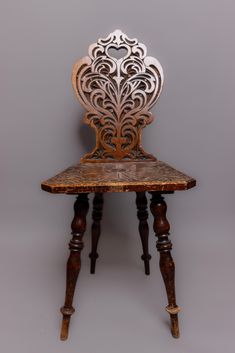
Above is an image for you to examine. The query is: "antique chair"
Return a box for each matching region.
[41,29,196,341]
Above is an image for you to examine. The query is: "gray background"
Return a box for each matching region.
[0,0,235,352]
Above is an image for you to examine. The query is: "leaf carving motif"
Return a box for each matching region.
[72,29,164,162]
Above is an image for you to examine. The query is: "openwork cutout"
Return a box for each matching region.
[72,29,164,162]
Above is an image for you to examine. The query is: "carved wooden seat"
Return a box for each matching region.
[41,29,196,341]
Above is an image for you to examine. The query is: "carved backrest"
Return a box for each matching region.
[72,29,164,163]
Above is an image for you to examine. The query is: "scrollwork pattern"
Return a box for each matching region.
[72,29,164,162]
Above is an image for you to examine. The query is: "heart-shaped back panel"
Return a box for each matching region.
[72,29,164,162]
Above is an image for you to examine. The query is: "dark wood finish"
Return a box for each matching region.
[72,29,163,162]
[60,193,89,340]
[136,192,151,275]
[150,192,180,338]
[41,161,196,194]
[41,30,197,340]
[89,193,104,274]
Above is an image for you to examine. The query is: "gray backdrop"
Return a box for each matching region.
[0,1,235,352]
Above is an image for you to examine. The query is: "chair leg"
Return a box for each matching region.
[150,192,180,338]
[60,193,89,341]
[136,192,151,275]
[89,193,104,274]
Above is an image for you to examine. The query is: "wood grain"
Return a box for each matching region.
[89,193,104,274]
[41,29,197,341]
[41,161,196,194]
[150,192,180,338]
[72,29,163,162]
[60,194,89,340]
[136,192,151,275]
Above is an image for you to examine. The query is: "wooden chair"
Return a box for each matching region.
[41,29,196,341]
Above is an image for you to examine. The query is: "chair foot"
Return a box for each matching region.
[60,316,69,341]
[141,254,151,275]
[60,307,75,340]
[89,252,99,274]
[170,314,180,338]
[166,305,180,338]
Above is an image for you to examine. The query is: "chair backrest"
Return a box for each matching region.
[72,29,164,163]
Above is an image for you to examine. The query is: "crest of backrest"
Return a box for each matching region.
[72,29,164,163]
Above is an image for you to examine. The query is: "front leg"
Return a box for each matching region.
[60,193,89,340]
[150,192,180,338]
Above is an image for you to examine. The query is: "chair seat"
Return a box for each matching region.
[41,161,196,194]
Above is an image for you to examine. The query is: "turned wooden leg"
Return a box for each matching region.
[89,193,104,274]
[136,192,151,275]
[150,192,180,338]
[60,193,89,341]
